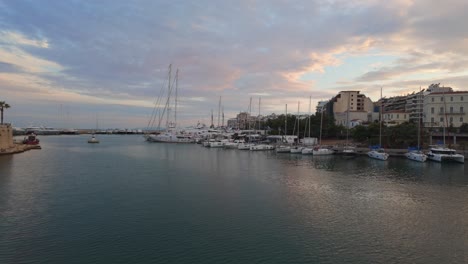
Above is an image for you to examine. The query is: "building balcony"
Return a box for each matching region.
[437,111,465,115]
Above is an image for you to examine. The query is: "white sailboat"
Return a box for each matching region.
[302,96,314,155]
[368,87,389,161]
[343,92,356,156]
[313,103,334,156]
[290,101,304,154]
[146,66,194,143]
[88,114,100,144]
[405,89,427,162]
[276,104,292,153]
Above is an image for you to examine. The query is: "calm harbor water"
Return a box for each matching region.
[0,135,467,264]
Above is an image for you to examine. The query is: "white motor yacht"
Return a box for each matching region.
[426,146,464,163]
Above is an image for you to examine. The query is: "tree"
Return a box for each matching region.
[0,101,11,125]
[460,123,468,133]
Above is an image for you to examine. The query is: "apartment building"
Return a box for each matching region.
[423,91,468,128]
[330,91,373,127]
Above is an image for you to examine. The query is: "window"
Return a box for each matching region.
[431,117,434,123]
[450,106,453,113]
[440,117,444,122]
[391,114,393,119]
[351,99,353,101]
[431,97,434,102]
[450,96,453,101]
[450,117,453,123]
[431,107,434,114]
[440,107,444,113]
[461,117,464,122]
[397,114,399,118]
[462,96,464,101]
[404,114,406,119]
[461,106,464,113]
[441,97,444,102]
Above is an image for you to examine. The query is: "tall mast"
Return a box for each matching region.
[297,101,300,140]
[346,92,351,144]
[258,97,261,131]
[174,69,178,129]
[285,104,288,136]
[222,106,224,128]
[319,105,323,145]
[217,96,221,128]
[308,96,311,138]
[379,88,382,147]
[417,86,421,149]
[165,64,172,129]
[249,97,252,130]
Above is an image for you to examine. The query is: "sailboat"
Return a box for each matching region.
[368,87,389,161]
[405,89,427,162]
[342,92,356,156]
[290,101,304,154]
[313,103,334,156]
[88,114,100,144]
[147,66,194,143]
[302,96,314,155]
[276,104,291,153]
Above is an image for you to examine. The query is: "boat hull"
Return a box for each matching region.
[313,148,334,156]
[367,150,389,161]
[405,152,427,162]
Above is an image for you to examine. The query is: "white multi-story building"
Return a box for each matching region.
[423,91,468,128]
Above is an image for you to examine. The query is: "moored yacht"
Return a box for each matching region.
[426,146,464,163]
[290,146,304,154]
[342,146,357,156]
[367,147,389,161]
[312,146,334,156]
[250,144,274,151]
[88,134,100,144]
[275,145,291,153]
[301,147,313,155]
[147,132,194,143]
[238,143,253,150]
[405,147,427,162]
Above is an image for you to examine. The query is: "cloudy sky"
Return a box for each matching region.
[1,0,468,128]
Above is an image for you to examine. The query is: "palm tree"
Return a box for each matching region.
[0,101,11,125]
